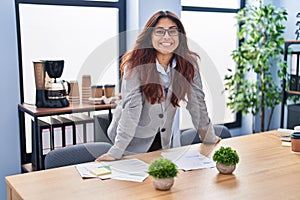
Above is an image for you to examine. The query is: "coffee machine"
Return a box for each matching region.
[33,60,70,108]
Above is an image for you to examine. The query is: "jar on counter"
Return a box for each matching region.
[291,132,300,153]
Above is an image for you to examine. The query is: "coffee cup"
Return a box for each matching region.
[82,75,91,88]
[104,84,115,98]
[291,132,300,153]
[91,85,103,98]
[69,81,79,97]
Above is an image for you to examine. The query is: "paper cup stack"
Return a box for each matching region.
[68,80,80,104]
[81,75,92,104]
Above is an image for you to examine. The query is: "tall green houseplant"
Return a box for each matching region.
[225,1,288,132]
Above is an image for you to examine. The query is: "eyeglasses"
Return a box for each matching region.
[153,28,179,36]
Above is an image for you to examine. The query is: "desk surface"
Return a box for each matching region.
[6,131,300,200]
[18,103,116,117]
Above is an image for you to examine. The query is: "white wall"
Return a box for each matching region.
[277,1,300,41]
[0,0,21,199]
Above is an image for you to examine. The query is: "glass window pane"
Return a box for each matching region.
[181,0,240,9]
[19,4,119,104]
[181,11,238,126]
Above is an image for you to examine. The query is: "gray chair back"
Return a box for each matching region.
[44,142,112,169]
[94,114,112,143]
[180,125,231,146]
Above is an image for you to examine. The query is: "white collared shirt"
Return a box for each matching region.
[155,58,176,89]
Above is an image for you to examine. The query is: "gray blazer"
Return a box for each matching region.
[107,65,217,159]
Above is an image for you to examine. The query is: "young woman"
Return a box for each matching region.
[96,10,220,161]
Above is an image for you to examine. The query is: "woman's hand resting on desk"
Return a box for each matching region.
[95,153,116,162]
[216,136,221,144]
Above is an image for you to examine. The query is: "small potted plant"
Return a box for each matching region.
[213,146,239,174]
[147,158,178,190]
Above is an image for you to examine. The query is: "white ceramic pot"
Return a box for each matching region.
[216,163,236,174]
[152,177,174,191]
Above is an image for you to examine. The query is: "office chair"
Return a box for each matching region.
[180,125,231,146]
[94,113,112,143]
[44,142,112,169]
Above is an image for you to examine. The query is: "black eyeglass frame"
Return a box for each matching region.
[153,27,180,36]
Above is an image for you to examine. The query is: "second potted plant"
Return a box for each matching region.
[213,146,239,174]
[147,158,178,191]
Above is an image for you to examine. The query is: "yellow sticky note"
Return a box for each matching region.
[89,166,111,176]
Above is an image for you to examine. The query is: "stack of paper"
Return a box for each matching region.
[161,149,216,171]
[76,158,149,182]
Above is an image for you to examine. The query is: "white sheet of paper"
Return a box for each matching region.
[161,149,216,171]
[75,158,149,182]
[101,158,149,182]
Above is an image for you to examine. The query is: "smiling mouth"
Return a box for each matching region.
[160,42,173,47]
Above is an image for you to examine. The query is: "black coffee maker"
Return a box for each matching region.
[33,60,70,108]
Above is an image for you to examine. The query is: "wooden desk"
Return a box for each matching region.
[6,131,300,200]
[18,103,116,170]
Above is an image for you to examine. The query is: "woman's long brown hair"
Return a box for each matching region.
[120,10,199,107]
